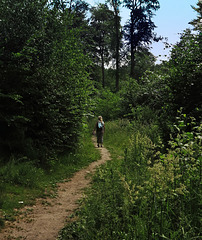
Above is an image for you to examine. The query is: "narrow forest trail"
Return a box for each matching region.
[0,137,111,240]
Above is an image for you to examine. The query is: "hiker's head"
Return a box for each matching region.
[98,116,103,121]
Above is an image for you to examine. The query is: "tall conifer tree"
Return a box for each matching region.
[123,0,160,79]
[89,4,114,87]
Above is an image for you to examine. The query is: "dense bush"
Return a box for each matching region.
[166,30,202,119]
[93,89,121,121]
[0,1,92,164]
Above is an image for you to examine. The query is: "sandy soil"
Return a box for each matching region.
[0,136,111,240]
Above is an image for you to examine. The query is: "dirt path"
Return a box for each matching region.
[0,137,111,240]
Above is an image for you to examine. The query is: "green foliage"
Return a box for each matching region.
[153,30,202,142]
[104,119,132,156]
[120,68,169,115]
[0,0,49,156]
[120,29,201,143]
[60,116,201,239]
[167,29,202,120]
[93,89,121,121]
[120,77,140,116]
[0,0,93,164]
[143,114,202,239]
[0,158,43,188]
[89,4,115,87]
[120,76,163,139]
[133,48,156,81]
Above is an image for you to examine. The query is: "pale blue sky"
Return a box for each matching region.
[87,0,198,63]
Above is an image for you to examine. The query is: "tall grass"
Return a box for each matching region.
[104,119,132,157]
[59,116,201,239]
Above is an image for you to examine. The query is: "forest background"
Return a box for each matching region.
[0,0,201,239]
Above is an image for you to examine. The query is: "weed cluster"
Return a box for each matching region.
[0,158,43,188]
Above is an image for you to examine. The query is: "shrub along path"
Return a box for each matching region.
[0,136,111,240]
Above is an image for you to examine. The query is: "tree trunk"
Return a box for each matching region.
[115,9,120,92]
[130,43,135,78]
[110,0,121,91]
[101,49,105,88]
[130,8,135,79]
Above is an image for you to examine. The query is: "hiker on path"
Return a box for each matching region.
[93,116,105,147]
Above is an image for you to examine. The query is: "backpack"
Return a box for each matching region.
[97,121,104,131]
